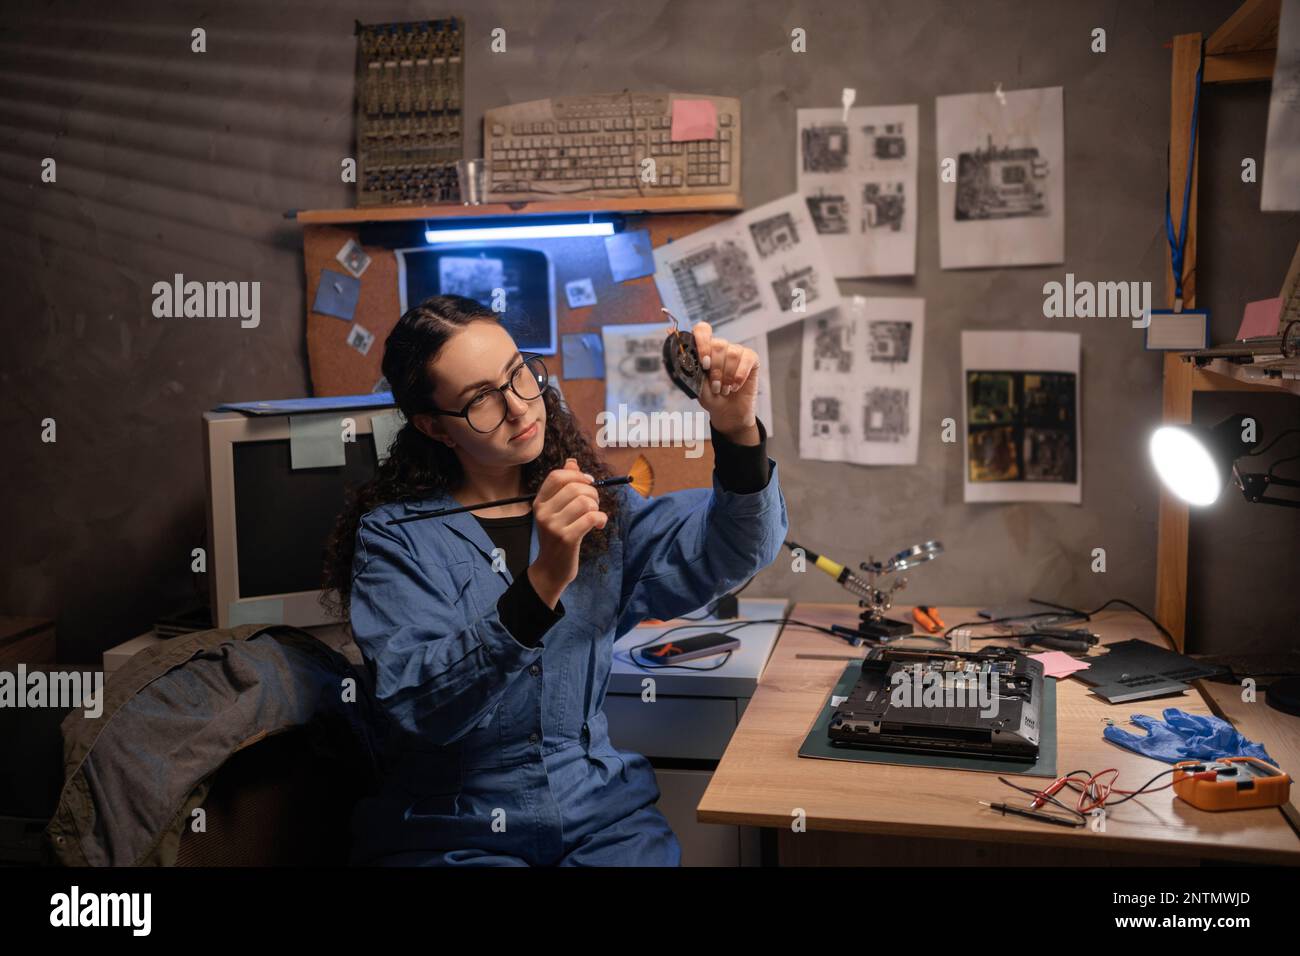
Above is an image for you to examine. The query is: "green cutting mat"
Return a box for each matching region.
[798,662,1058,777]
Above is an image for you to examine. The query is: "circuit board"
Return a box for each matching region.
[355,18,465,206]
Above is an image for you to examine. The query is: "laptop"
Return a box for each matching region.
[828,647,1043,762]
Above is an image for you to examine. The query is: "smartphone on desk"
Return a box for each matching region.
[635,632,740,664]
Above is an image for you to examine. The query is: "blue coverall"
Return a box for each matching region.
[347,455,788,866]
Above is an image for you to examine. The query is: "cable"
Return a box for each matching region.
[979,801,1084,828]
[1267,453,1300,479]
[677,575,758,621]
[942,611,1066,640]
[623,616,847,672]
[1079,598,1173,644]
[1245,427,1300,460]
[993,776,1088,827]
[942,596,1173,646]
[992,766,1188,828]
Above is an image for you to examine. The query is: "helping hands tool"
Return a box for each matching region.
[784,539,944,643]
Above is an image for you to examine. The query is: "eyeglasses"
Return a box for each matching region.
[428,354,550,433]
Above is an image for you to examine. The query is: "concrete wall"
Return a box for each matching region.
[2,0,1296,663]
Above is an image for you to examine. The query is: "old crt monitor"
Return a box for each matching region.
[203,407,391,628]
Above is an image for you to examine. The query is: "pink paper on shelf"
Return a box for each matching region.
[671,98,718,142]
[1237,297,1282,340]
[1028,650,1092,679]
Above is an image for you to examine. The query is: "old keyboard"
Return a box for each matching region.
[483,92,741,202]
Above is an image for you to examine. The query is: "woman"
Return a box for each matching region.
[322,294,788,866]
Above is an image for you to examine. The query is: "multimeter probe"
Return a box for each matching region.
[985,757,1290,826]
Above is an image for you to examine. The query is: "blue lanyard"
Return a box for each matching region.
[1165,44,1203,312]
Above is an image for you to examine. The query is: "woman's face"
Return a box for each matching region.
[414,319,547,467]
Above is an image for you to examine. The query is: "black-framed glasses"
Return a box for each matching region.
[428,353,550,433]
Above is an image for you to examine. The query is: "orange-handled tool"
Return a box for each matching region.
[913,605,945,634]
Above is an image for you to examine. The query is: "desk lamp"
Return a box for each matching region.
[1150,413,1299,509]
[1149,413,1300,716]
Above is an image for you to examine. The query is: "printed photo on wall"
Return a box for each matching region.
[653,191,842,343]
[936,86,1065,269]
[796,104,919,278]
[961,330,1080,503]
[600,322,709,446]
[799,296,924,466]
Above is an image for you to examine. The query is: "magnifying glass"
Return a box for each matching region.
[863,540,944,575]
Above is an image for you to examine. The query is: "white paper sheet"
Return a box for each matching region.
[601,322,708,446]
[653,192,842,343]
[798,297,924,465]
[936,86,1065,269]
[796,104,919,278]
[1263,0,1300,211]
[961,331,1081,504]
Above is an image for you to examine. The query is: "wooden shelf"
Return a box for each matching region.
[294,192,744,225]
[1206,0,1280,55]
[1205,48,1276,83]
[1203,0,1279,82]
[1155,0,1287,648]
[1189,357,1300,396]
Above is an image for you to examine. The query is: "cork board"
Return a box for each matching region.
[303,213,737,494]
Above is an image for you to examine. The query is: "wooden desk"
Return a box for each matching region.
[697,605,1300,866]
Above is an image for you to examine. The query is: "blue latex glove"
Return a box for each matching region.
[1103,707,1277,766]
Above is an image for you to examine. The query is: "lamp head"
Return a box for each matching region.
[1149,414,1253,506]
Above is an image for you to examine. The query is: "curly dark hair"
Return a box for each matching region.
[321,294,622,621]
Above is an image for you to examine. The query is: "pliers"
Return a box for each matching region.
[912,605,945,634]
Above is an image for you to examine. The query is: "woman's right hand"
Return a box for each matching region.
[527,458,607,608]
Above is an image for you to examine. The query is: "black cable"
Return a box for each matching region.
[675,574,758,621]
[1100,768,1181,808]
[1027,596,1089,618]
[675,608,716,622]
[626,618,755,672]
[623,616,847,672]
[995,775,1088,826]
[997,766,1187,826]
[1267,453,1300,479]
[1079,598,1173,644]
[943,597,1173,646]
[941,611,1067,640]
[1245,427,1300,459]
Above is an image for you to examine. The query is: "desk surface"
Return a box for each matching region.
[697,604,1300,864]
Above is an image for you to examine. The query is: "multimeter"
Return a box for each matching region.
[1171,757,1291,811]
[660,308,706,399]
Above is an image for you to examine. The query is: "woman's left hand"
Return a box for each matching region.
[673,320,759,439]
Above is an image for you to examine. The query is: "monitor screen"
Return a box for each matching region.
[232,436,378,598]
[396,244,556,354]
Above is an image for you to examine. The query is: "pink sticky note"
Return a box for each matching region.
[671,99,718,142]
[1237,297,1282,340]
[1028,650,1092,679]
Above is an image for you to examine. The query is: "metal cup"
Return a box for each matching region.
[456,158,486,205]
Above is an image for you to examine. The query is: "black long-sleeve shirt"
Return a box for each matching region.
[476,417,771,648]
